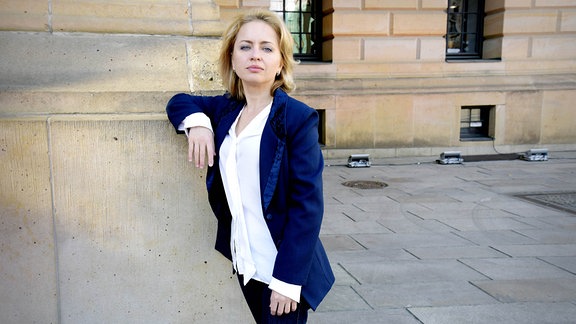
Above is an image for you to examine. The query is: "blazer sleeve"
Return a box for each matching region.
[272,104,325,286]
[166,93,226,133]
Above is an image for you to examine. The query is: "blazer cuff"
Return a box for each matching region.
[178,112,213,136]
[269,277,301,303]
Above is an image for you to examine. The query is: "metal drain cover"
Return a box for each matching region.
[515,192,576,215]
[342,180,387,189]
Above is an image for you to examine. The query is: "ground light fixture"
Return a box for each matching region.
[436,151,463,165]
[347,154,371,168]
[521,148,548,161]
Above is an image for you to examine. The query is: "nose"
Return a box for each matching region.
[250,48,262,61]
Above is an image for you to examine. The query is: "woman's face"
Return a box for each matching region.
[231,20,283,91]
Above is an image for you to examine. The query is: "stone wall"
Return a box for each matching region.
[0,5,251,320]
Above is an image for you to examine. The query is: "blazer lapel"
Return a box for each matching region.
[260,90,287,213]
[214,101,243,151]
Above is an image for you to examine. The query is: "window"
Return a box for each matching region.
[316,109,326,145]
[446,0,485,60]
[270,0,322,61]
[460,105,494,141]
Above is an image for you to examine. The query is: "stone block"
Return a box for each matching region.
[186,39,224,91]
[365,0,417,10]
[533,35,576,59]
[241,0,269,7]
[413,94,455,146]
[334,96,375,148]
[419,37,446,61]
[364,38,418,62]
[392,13,446,36]
[541,90,576,143]
[0,32,190,94]
[503,12,558,34]
[561,10,576,31]
[48,116,252,323]
[214,0,239,8]
[504,0,532,8]
[0,120,58,324]
[332,0,362,10]
[484,12,504,37]
[422,0,449,10]
[501,37,530,59]
[52,0,193,35]
[332,38,362,62]
[485,0,505,12]
[503,91,543,145]
[535,0,576,7]
[0,0,49,31]
[333,12,390,36]
[373,95,414,147]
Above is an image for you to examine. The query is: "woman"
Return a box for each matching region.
[166,9,334,324]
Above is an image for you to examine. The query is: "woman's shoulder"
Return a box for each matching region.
[170,92,232,105]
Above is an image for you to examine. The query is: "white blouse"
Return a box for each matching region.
[179,103,301,302]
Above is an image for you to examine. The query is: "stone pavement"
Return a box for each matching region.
[309,151,576,324]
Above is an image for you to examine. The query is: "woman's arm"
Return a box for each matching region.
[273,106,324,285]
[166,93,220,167]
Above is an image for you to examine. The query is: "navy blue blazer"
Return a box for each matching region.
[166,89,334,310]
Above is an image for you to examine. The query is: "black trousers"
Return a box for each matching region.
[237,275,310,324]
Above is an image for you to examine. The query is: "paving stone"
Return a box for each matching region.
[460,258,576,280]
[453,230,539,245]
[355,281,497,308]
[313,285,371,312]
[408,302,576,324]
[539,256,576,274]
[515,229,576,244]
[436,216,536,231]
[491,244,576,257]
[326,249,417,264]
[377,218,455,234]
[321,214,392,235]
[309,309,421,324]
[353,232,473,250]
[406,246,508,260]
[471,278,576,302]
[321,234,366,252]
[341,260,489,285]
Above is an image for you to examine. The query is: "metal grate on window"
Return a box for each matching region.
[446,0,485,60]
[270,0,320,59]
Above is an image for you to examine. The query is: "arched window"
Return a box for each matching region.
[270,0,322,61]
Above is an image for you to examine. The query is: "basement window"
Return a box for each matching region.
[460,105,494,141]
[316,109,326,146]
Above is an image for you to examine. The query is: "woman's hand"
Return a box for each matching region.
[270,291,298,316]
[187,126,215,168]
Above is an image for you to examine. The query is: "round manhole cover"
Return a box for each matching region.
[342,180,387,189]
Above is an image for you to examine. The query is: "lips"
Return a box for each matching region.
[247,65,263,72]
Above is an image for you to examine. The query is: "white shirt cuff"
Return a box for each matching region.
[177,113,213,136]
[269,277,301,303]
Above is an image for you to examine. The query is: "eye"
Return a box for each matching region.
[239,45,251,51]
[263,47,273,53]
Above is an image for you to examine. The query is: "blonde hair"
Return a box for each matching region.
[219,9,297,101]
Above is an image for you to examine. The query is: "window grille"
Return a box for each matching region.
[270,0,321,60]
[446,0,485,60]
